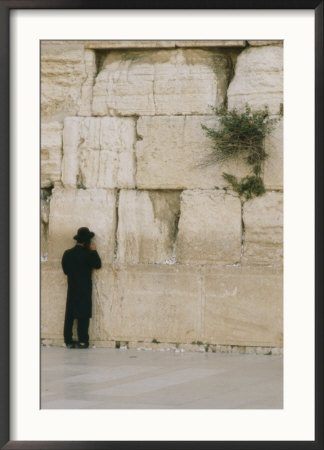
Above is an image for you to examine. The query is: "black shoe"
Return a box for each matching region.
[65,341,78,349]
[78,342,89,349]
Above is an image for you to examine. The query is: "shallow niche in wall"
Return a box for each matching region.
[91,46,242,117]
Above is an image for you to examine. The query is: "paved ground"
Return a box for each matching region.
[41,347,283,409]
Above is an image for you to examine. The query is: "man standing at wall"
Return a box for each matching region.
[62,227,102,349]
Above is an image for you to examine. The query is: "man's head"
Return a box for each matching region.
[73,227,95,244]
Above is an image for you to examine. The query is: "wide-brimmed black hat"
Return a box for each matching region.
[73,227,95,243]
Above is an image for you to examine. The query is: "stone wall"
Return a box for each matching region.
[41,40,283,351]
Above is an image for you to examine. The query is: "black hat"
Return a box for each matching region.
[73,227,95,243]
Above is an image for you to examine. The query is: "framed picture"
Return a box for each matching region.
[1,2,323,449]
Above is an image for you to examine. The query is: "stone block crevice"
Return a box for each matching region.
[240,199,246,264]
[41,186,54,262]
[114,188,121,260]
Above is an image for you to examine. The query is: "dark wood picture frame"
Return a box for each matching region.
[0,1,323,449]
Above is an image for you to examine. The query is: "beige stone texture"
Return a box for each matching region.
[41,42,90,121]
[117,190,181,264]
[93,265,202,343]
[227,45,283,114]
[40,41,284,349]
[41,263,282,347]
[88,268,116,342]
[41,190,51,260]
[178,344,205,352]
[41,263,67,340]
[92,49,232,116]
[264,119,283,189]
[203,266,283,347]
[41,263,104,343]
[242,191,283,266]
[175,40,246,48]
[47,187,116,264]
[78,49,97,117]
[41,221,48,262]
[85,40,246,49]
[90,341,116,348]
[136,115,249,189]
[86,40,178,49]
[127,342,176,350]
[177,190,242,265]
[62,116,136,189]
[41,121,63,188]
[248,40,283,46]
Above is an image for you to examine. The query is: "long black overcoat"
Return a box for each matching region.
[62,245,102,319]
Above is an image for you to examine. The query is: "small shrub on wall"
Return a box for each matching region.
[202,104,282,201]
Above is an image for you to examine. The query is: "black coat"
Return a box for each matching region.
[62,245,102,319]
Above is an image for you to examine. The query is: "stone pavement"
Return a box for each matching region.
[41,346,283,409]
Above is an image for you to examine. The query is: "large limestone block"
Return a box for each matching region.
[41,42,95,120]
[41,121,62,188]
[177,190,242,265]
[227,45,283,114]
[41,264,67,340]
[95,265,202,343]
[264,119,283,189]
[47,187,116,263]
[62,117,136,189]
[136,116,248,189]
[117,190,181,264]
[92,49,232,116]
[243,192,283,266]
[203,266,283,347]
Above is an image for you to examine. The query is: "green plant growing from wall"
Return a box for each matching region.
[201,104,282,201]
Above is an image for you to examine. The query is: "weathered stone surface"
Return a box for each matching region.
[41,220,48,262]
[94,265,202,342]
[177,190,242,264]
[41,264,67,340]
[99,117,136,188]
[40,41,284,349]
[92,49,232,116]
[117,190,181,264]
[86,40,178,49]
[41,42,88,121]
[178,344,205,352]
[62,117,136,189]
[78,49,97,116]
[41,263,104,343]
[41,121,63,188]
[85,40,246,49]
[242,192,283,266]
[248,41,283,46]
[227,45,283,114]
[41,263,282,347]
[264,119,283,189]
[136,115,249,189]
[203,266,283,347]
[175,40,246,47]
[89,268,116,342]
[41,190,51,261]
[47,187,116,263]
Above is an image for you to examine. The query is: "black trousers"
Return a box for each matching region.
[64,310,90,344]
